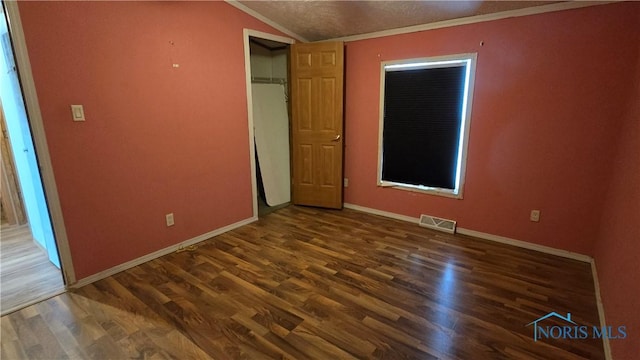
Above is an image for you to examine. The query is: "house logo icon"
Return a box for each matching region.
[526,311,627,342]
[526,312,576,342]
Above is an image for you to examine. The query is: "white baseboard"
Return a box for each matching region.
[344,203,420,223]
[456,227,592,263]
[70,216,259,289]
[343,203,592,263]
[591,259,612,360]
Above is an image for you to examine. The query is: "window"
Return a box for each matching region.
[378,53,477,198]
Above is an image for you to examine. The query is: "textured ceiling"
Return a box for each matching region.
[237,1,560,42]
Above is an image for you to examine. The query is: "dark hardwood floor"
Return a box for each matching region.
[0,206,604,359]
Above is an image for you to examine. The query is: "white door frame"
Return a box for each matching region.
[243,29,295,218]
[4,2,75,284]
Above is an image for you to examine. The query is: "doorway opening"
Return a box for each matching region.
[244,31,294,217]
[0,5,64,315]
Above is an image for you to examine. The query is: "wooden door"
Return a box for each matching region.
[290,41,344,209]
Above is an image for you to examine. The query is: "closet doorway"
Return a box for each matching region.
[244,31,294,217]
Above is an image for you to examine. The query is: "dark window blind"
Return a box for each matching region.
[382,65,466,190]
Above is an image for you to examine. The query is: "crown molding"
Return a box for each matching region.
[331,1,615,43]
[225,0,308,43]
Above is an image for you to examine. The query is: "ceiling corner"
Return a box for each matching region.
[224,0,308,43]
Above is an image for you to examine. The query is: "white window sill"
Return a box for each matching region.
[378,181,463,199]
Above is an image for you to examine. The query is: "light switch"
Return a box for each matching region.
[70,105,85,121]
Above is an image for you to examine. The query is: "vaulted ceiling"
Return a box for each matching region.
[234,1,562,42]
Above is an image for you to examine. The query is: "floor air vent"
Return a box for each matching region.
[419,214,457,234]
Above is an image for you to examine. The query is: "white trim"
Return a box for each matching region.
[243,29,294,219]
[244,29,257,219]
[377,53,477,200]
[344,203,592,263]
[456,227,592,263]
[3,1,76,284]
[378,182,463,199]
[70,216,258,289]
[377,64,386,196]
[590,259,613,360]
[332,2,614,43]
[344,203,420,224]
[226,1,308,43]
[244,29,296,48]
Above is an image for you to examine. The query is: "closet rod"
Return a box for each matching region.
[251,76,287,84]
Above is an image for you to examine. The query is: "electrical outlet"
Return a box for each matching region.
[166,213,175,227]
[344,178,349,187]
[530,210,540,222]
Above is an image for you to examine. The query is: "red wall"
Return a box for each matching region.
[594,46,640,358]
[344,3,640,256]
[18,1,284,280]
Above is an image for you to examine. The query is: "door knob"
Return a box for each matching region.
[331,134,341,142]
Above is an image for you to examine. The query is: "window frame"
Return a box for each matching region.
[377,53,477,199]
